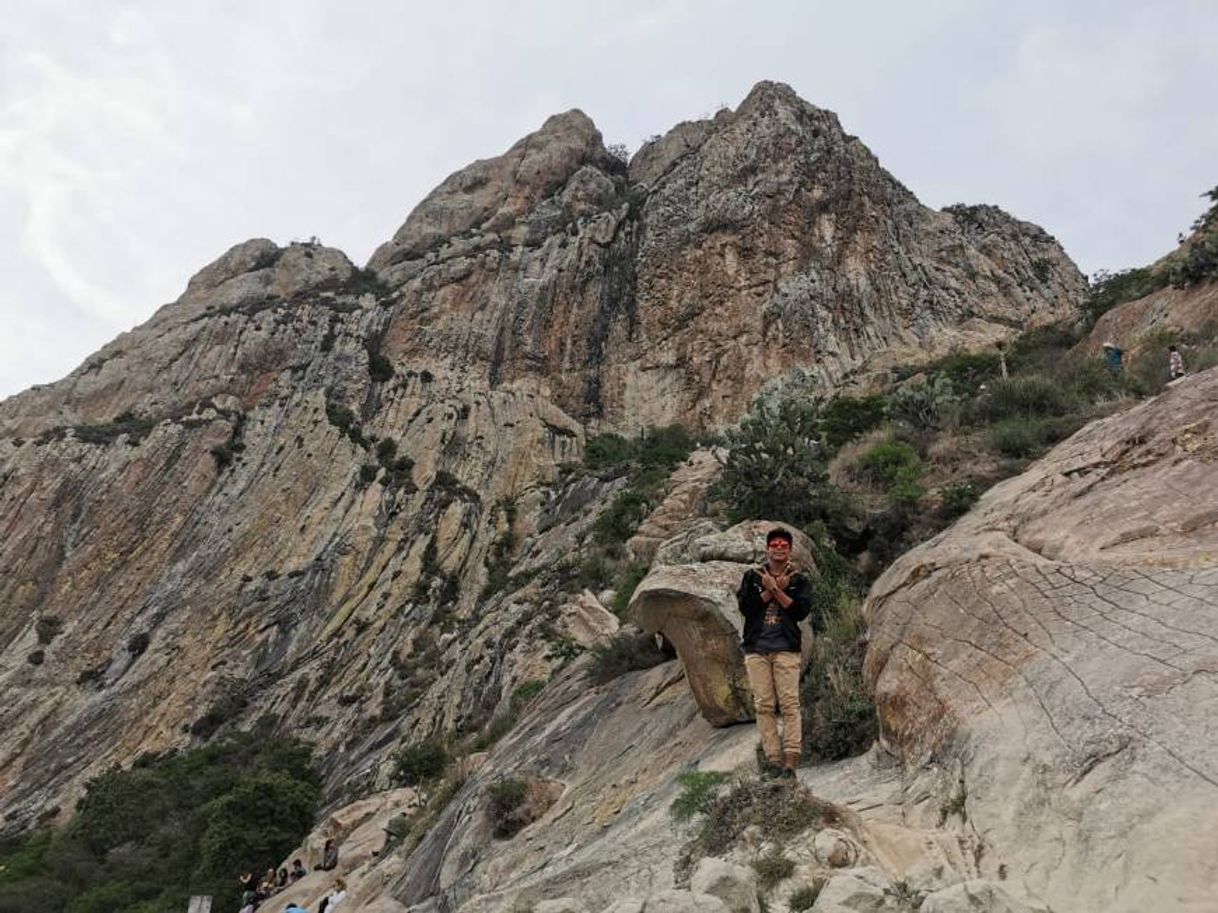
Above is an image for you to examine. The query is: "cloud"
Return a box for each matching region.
[1,1,1216,399]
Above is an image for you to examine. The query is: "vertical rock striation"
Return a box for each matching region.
[0,81,1082,833]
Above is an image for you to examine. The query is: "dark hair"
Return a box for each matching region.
[766,527,793,545]
[1169,344,1178,351]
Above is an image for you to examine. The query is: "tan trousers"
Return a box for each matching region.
[744,651,802,761]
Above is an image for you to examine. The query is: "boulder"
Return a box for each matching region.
[810,867,891,913]
[629,521,819,725]
[641,890,732,913]
[865,369,1218,913]
[812,828,860,869]
[690,857,760,913]
[919,880,1051,913]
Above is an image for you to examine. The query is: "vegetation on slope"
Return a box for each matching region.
[0,734,320,913]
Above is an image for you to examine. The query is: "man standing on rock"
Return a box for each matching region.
[737,526,813,777]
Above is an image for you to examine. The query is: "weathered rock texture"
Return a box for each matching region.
[0,81,1079,837]
[865,367,1218,913]
[1083,279,1218,359]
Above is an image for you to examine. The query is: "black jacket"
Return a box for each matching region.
[737,566,817,653]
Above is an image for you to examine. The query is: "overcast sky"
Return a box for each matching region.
[2,1,1216,400]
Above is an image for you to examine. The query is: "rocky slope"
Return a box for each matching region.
[865,367,1218,913]
[0,80,1081,837]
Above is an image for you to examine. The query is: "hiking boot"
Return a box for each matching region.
[782,752,802,778]
[759,756,785,780]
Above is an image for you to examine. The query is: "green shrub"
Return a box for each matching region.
[512,680,545,706]
[1005,324,1081,375]
[931,352,1002,393]
[358,463,379,484]
[1168,185,1218,287]
[584,433,634,470]
[752,849,795,890]
[858,442,921,485]
[819,395,887,450]
[593,487,656,548]
[939,482,980,519]
[696,781,839,856]
[987,415,1084,458]
[1083,267,1168,323]
[367,350,394,383]
[859,442,925,507]
[35,617,63,645]
[975,375,1078,422]
[636,424,695,469]
[486,778,529,838]
[887,376,959,431]
[712,398,855,537]
[669,770,730,823]
[0,734,318,913]
[392,741,449,786]
[588,630,669,684]
[611,563,649,617]
[72,412,158,446]
[801,598,876,761]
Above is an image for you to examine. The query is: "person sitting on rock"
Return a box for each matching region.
[317,838,338,872]
[737,526,814,777]
[290,858,308,881]
[318,878,347,913]
[1169,344,1186,380]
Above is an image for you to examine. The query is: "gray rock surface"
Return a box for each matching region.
[810,867,891,912]
[865,368,1218,913]
[812,828,860,869]
[919,880,1051,913]
[0,81,1080,858]
[640,891,731,913]
[689,858,759,913]
[534,899,590,913]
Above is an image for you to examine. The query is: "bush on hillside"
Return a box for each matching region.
[801,598,877,762]
[713,399,856,537]
[858,441,926,507]
[1083,267,1168,324]
[0,734,319,913]
[819,395,887,450]
[588,630,669,684]
[987,415,1084,458]
[1168,185,1218,287]
[392,740,449,786]
[886,376,960,432]
[974,374,1078,422]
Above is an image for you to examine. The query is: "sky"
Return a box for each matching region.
[2,0,1216,399]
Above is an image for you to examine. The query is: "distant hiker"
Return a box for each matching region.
[318,879,348,913]
[291,858,308,881]
[1102,341,1124,374]
[318,838,338,871]
[276,867,289,890]
[737,526,814,777]
[1169,344,1186,379]
[258,867,278,896]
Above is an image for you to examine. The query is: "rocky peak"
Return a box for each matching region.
[368,108,610,271]
[0,82,1087,846]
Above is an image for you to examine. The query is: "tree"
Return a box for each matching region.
[712,399,854,535]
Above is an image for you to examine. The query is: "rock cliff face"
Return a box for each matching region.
[0,81,1080,836]
[864,367,1218,913]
